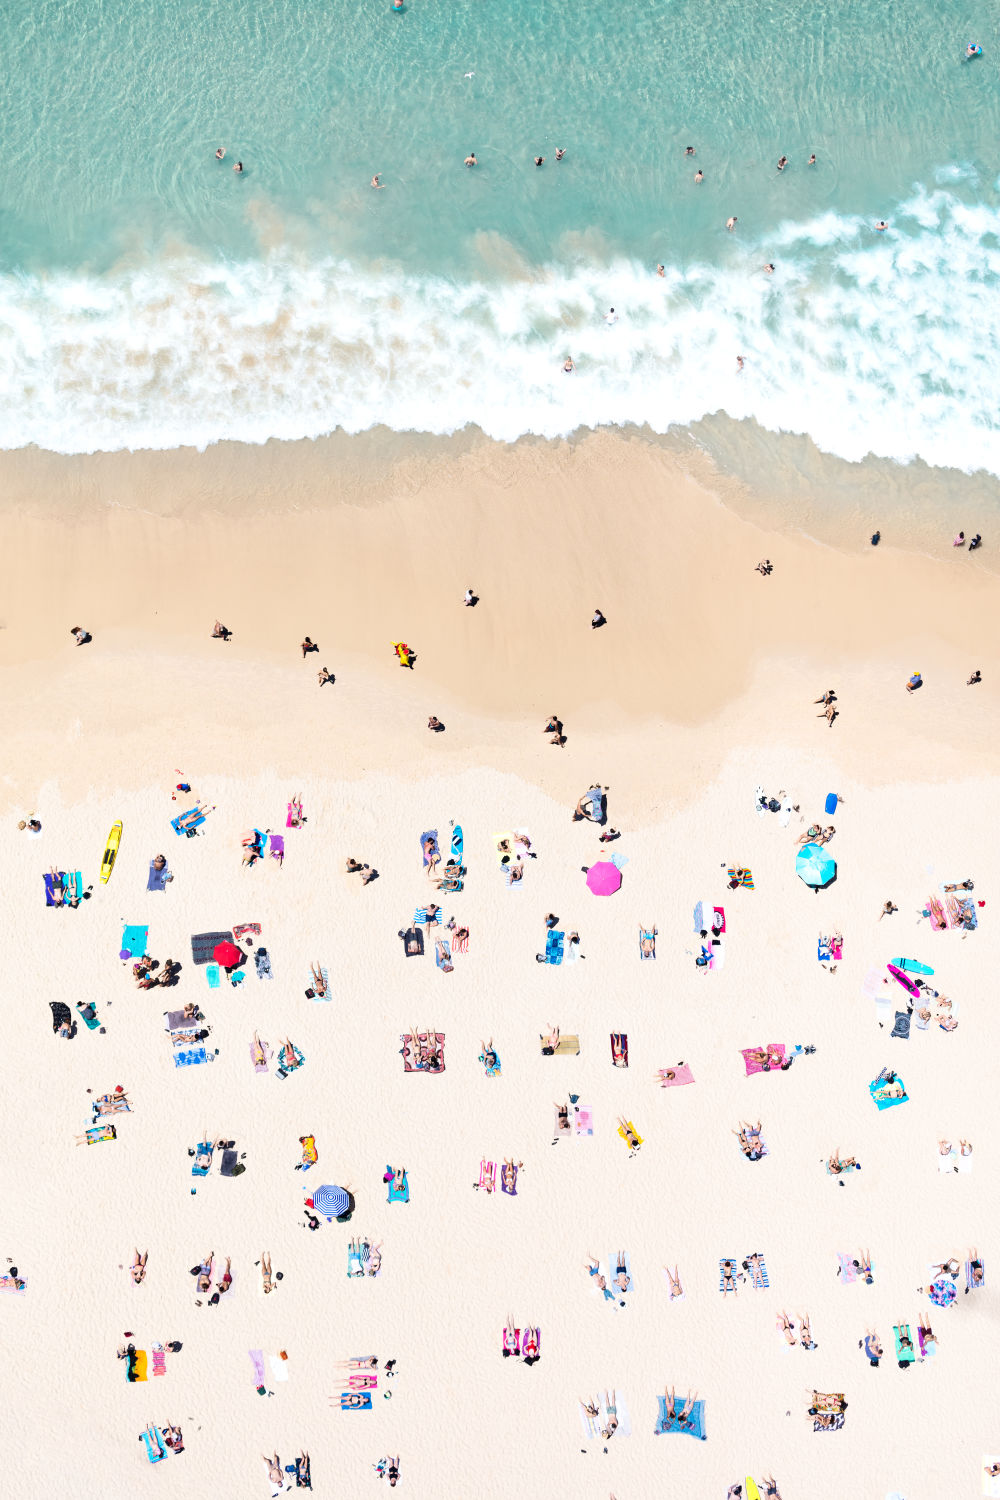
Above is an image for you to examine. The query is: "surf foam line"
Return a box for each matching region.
[0,183,998,467]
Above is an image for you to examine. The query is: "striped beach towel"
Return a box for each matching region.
[719,1258,743,1291]
[745,1252,769,1289]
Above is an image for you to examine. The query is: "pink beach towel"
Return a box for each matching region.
[657,1063,695,1087]
[741,1043,786,1076]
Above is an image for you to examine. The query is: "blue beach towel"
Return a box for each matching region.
[44,871,66,906]
[121,924,148,959]
[173,1046,209,1067]
[171,807,205,836]
[544,929,565,965]
[205,963,221,988]
[655,1395,706,1440]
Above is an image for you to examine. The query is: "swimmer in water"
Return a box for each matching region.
[777,156,787,171]
[563,357,574,373]
[966,42,982,58]
[736,355,744,373]
[764,262,775,274]
[604,308,618,325]
[371,173,384,189]
[555,147,566,161]
[808,153,816,165]
[534,156,545,167]
[656,263,665,277]
[875,220,888,231]
[694,169,704,183]
[464,152,478,167]
[726,216,737,231]
[233,160,244,174]
[215,147,226,161]
[685,146,695,156]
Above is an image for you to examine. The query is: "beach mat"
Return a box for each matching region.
[190,931,233,966]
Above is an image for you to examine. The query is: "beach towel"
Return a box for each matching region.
[610,1032,628,1067]
[544,929,564,965]
[386,1167,410,1203]
[836,1253,858,1284]
[540,1033,580,1055]
[741,1043,786,1076]
[435,939,454,972]
[249,1349,267,1389]
[657,1062,695,1087]
[420,829,440,867]
[607,1250,633,1299]
[813,1412,846,1433]
[966,1259,986,1292]
[573,1103,594,1136]
[617,1120,643,1150]
[817,936,831,961]
[205,962,221,989]
[869,1068,909,1110]
[255,948,272,980]
[63,870,82,903]
[744,1252,769,1289]
[286,799,304,828]
[76,1001,101,1031]
[147,859,171,892]
[190,931,232,966]
[0,1276,26,1293]
[43,871,65,906]
[956,1147,973,1173]
[500,1326,520,1357]
[890,1011,911,1040]
[81,1123,115,1145]
[452,927,469,953]
[399,926,424,957]
[173,1046,210,1067]
[413,906,442,927]
[250,1037,271,1073]
[275,1044,305,1079]
[655,1395,706,1440]
[339,1391,373,1410]
[268,834,284,864]
[917,1325,937,1359]
[50,1001,73,1036]
[140,1426,167,1464]
[400,1031,446,1073]
[171,807,206,836]
[893,1325,916,1365]
[479,1046,501,1077]
[719,1257,744,1292]
[727,866,755,889]
[579,1390,632,1442]
[232,922,261,943]
[957,896,978,931]
[121,924,148,959]
[151,1346,166,1376]
[347,1245,365,1278]
[500,1161,520,1196]
[132,1348,149,1382]
[477,1159,496,1193]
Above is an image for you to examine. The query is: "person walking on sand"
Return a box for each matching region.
[879,900,898,920]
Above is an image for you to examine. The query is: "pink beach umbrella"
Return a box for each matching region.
[585,860,622,897]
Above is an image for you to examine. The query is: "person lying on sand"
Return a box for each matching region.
[540,1025,560,1054]
[131,1248,148,1285]
[261,1252,274,1294]
[309,962,327,997]
[733,1120,765,1161]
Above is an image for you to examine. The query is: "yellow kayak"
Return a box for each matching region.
[100,821,123,884]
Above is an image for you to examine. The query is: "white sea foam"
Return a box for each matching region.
[1,184,999,471]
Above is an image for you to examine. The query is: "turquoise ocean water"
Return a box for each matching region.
[1,0,999,467]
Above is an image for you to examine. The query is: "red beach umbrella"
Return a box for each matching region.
[213,940,242,968]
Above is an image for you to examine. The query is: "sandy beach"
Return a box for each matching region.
[2,427,997,1499]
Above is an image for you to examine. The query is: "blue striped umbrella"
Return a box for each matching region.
[313,1184,350,1219]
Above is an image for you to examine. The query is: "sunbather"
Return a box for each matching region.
[895,1320,914,1364]
[366,1242,382,1276]
[585,1258,613,1300]
[251,1032,268,1068]
[617,1117,641,1150]
[361,865,377,884]
[131,1248,148,1286]
[47,868,65,906]
[435,940,454,972]
[163,1423,184,1454]
[279,1038,301,1071]
[799,1311,817,1350]
[857,1249,874,1284]
[745,1252,767,1288]
[215,1257,233,1298]
[721,1260,739,1296]
[192,1254,213,1294]
[817,825,836,843]
[309,962,328,997]
[521,1325,540,1364]
[502,1317,519,1356]
[612,1252,630,1292]
[601,1389,619,1439]
[827,1150,859,1175]
[861,1327,882,1365]
[294,1451,311,1488]
[386,1456,399,1488]
[501,1158,521,1193]
[263,1453,283,1485]
[261,1252,274,1294]
[733,1120,765,1161]
[554,1101,570,1135]
[392,1167,407,1196]
[664,1264,683,1300]
[968,1249,984,1288]
[759,1478,782,1498]
[480,1039,499,1073]
[777,1310,796,1345]
[797,824,822,843]
[638,925,657,958]
[144,1423,165,1459]
[540,1024,560,1055]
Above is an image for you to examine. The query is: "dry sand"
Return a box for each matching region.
[1,428,996,1499]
